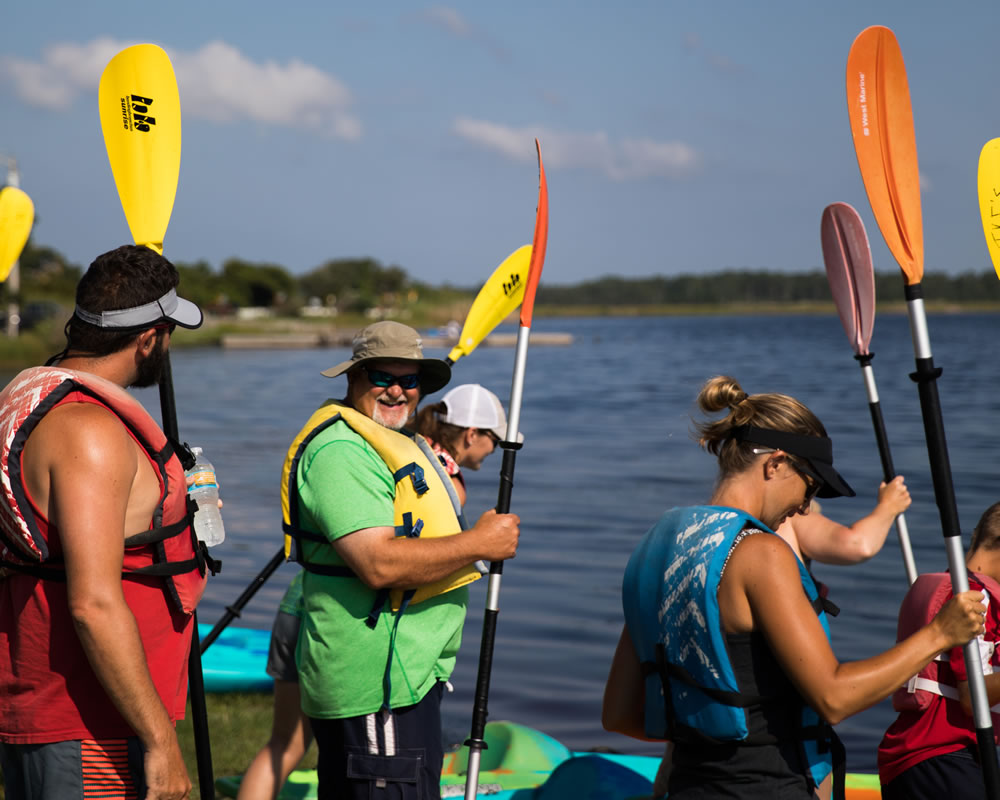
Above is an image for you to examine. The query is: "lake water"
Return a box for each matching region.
[119,310,1000,772]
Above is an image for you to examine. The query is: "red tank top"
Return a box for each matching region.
[0,391,193,743]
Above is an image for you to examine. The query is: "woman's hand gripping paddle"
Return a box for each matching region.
[977,139,1000,280]
[464,140,548,800]
[447,245,531,365]
[821,202,916,584]
[0,186,34,283]
[99,43,216,800]
[847,26,1000,793]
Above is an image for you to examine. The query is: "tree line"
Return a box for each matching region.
[8,240,1000,315]
[534,270,1000,306]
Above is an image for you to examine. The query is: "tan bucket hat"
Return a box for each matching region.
[321,321,451,394]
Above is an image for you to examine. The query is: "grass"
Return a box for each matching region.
[177,692,318,799]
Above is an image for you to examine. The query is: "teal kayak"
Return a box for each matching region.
[198,623,272,693]
[215,720,884,799]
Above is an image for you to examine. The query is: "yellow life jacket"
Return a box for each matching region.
[281,400,480,612]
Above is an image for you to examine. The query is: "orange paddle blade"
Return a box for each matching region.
[519,139,548,328]
[846,25,923,285]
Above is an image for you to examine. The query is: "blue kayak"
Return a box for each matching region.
[215,720,884,799]
[197,623,272,693]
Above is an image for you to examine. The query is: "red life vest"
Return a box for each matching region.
[0,366,206,614]
[892,570,1000,718]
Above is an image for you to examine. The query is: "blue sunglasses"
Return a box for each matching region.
[364,366,420,390]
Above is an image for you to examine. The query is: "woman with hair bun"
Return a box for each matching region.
[602,376,985,800]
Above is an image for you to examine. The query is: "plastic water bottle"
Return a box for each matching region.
[186,447,225,546]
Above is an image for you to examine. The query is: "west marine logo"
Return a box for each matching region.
[502,272,522,297]
[119,94,157,133]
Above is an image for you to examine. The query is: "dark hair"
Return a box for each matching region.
[62,245,180,358]
[971,502,1000,553]
[413,402,466,458]
[693,375,827,480]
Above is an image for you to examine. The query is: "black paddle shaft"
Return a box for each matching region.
[465,445,519,751]
[201,547,286,653]
[908,353,1000,789]
[855,355,897,481]
[159,354,216,798]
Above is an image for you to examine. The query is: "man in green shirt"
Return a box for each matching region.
[285,321,520,800]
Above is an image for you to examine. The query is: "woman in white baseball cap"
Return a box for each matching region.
[412,383,521,506]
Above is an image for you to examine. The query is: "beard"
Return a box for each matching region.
[371,394,412,430]
[131,334,169,388]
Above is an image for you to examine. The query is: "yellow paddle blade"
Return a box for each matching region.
[98,44,181,254]
[446,244,531,364]
[0,187,34,282]
[978,138,1000,281]
[846,26,924,285]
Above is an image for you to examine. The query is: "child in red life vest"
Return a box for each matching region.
[878,502,1000,800]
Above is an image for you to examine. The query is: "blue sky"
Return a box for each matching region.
[2,1,996,286]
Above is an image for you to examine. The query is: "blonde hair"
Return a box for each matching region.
[693,376,827,479]
[413,402,466,458]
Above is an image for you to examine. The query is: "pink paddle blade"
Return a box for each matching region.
[821,202,875,356]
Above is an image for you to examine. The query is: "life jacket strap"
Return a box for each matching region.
[395,513,424,539]
[379,588,417,711]
[393,463,428,495]
[125,514,191,547]
[642,657,774,708]
[812,594,840,618]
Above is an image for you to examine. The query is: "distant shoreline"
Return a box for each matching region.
[0,301,996,372]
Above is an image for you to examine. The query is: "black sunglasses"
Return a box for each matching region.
[364,366,420,390]
[791,459,822,503]
[753,447,822,503]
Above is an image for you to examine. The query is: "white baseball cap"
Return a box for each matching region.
[438,384,524,444]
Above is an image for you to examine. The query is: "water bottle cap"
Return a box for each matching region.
[192,446,203,455]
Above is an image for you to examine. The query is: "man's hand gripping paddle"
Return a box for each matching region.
[821,202,916,584]
[0,186,34,283]
[847,26,1000,792]
[99,43,216,799]
[201,246,532,651]
[464,139,548,800]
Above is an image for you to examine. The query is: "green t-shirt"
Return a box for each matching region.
[294,418,468,719]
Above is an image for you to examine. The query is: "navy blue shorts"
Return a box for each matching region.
[309,681,446,800]
[882,747,990,800]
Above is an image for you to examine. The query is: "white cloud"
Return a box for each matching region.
[0,38,361,140]
[423,5,473,38]
[415,6,508,62]
[453,118,700,181]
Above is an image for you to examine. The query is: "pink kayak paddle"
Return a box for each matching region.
[821,201,916,584]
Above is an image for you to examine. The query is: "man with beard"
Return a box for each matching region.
[0,245,206,800]
[281,320,520,800]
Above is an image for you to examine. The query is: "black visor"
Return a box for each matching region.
[731,425,855,499]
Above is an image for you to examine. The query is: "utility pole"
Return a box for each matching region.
[5,157,21,338]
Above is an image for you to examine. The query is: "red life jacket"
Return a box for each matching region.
[892,571,1000,718]
[0,366,206,614]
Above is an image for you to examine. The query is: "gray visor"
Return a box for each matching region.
[74,289,203,330]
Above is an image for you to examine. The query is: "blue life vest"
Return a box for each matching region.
[622,506,842,794]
